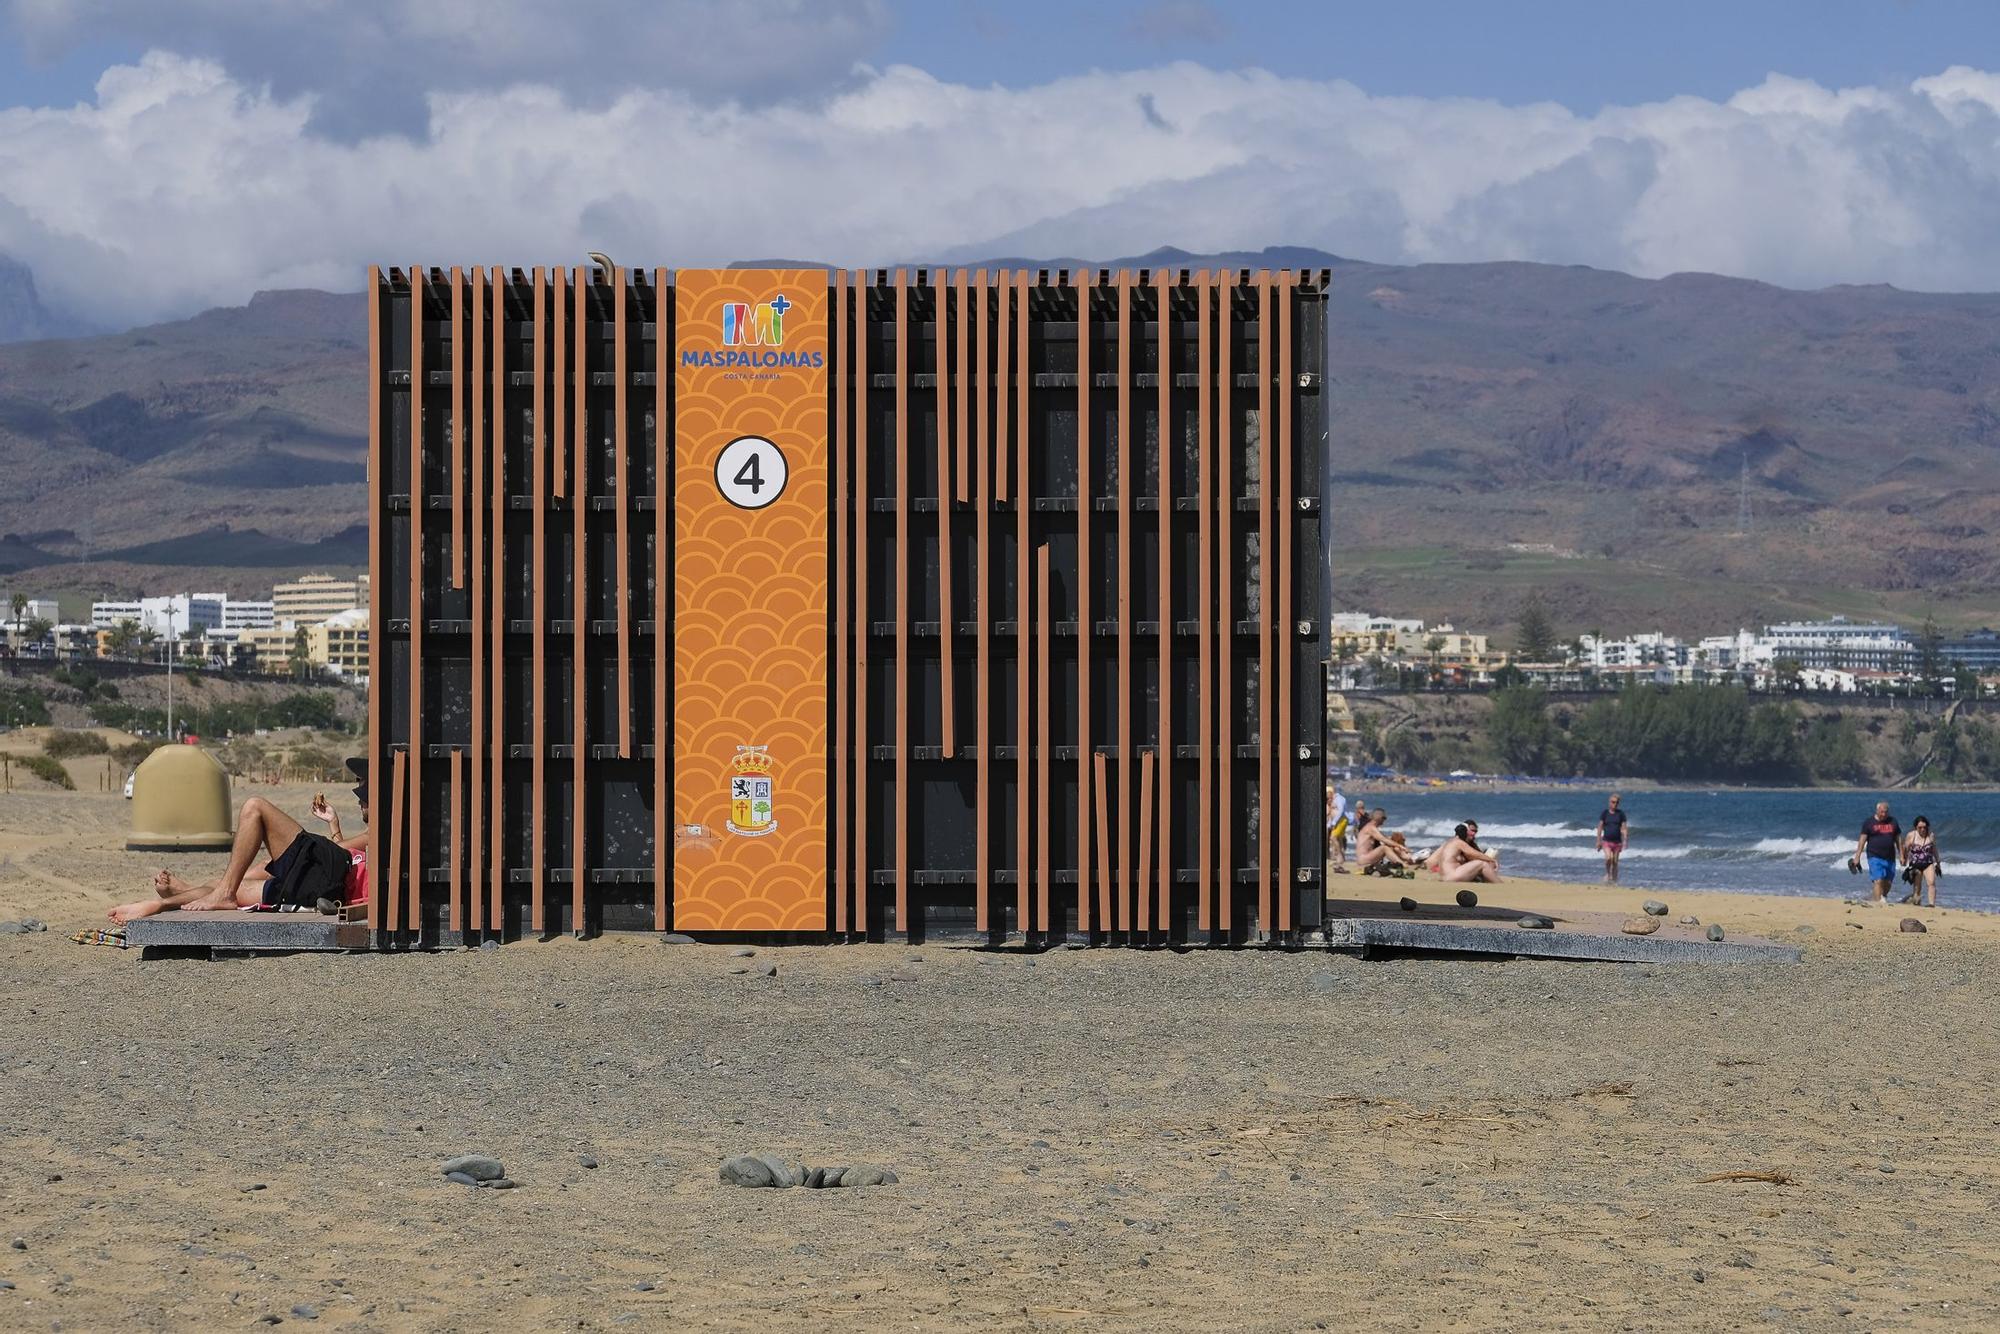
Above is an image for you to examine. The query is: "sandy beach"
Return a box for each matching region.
[3,782,1998,1330]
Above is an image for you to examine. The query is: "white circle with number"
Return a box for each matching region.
[714,435,789,510]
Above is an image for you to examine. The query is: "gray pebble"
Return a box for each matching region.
[817,1164,849,1187]
[1899,917,1927,934]
[661,933,697,945]
[804,1167,826,1189]
[754,962,777,977]
[441,1155,505,1182]
[290,1304,319,1320]
[887,967,920,983]
[633,1281,655,1292]
[8,1239,22,1251]
[1706,924,1726,942]
[445,1171,480,1188]
[484,1178,517,1190]
[1515,915,1553,930]
[479,939,500,952]
[1642,900,1669,916]
[1795,925,1816,935]
[579,1155,598,1169]
[837,1165,898,1187]
[730,947,756,957]
[1454,890,1478,908]
[1845,922,1864,930]
[254,1316,282,1326]
[0,923,24,934]
[719,1155,774,1187]
[240,1183,267,1193]
[728,966,750,975]
[0,1279,13,1289]
[1398,897,1417,912]
[906,953,923,962]
[1679,915,1701,926]
[1031,1140,1050,1149]
[1691,1269,1705,1283]
[754,1153,806,1188]
[1308,971,1338,992]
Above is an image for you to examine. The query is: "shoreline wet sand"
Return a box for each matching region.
[3,785,1998,1330]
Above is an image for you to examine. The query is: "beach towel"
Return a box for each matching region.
[70,927,128,949]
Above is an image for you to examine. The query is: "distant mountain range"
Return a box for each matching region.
[2,248,1998,636]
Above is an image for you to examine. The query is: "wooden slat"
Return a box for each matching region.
[614,266,633,759]
[653,267,671,931]
[956,267,971,504]
[1117,270,1133,935]
[406,265,425,935]
[1196,273,1213,934]
[366,267,383,936]
[972,270,986,504]
[532,267,549,933]
[833,272,849,934]
[572,267,587,933]
[1277,271,1296,933]
[853,269,870,935]
[894,268,910,935]
[1156,271,1174,937]
[490,266,507,932]
[974,271,991,932]
[450,747,464,932]
[996,269,1012,503]
[469,267,484,935]
[1077,269,1096,935]
[1256,269,1273,938]
[934,272,956,759]
[452,267,466,590]
[1035,541,1050,935]
[553,266,568,502]
[1216,269,1233,942]
[1012,272,1030,932]
[385,748,407,938]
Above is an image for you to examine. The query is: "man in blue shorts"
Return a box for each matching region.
[1853,800,1902,905]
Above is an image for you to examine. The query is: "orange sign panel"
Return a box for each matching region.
[672,270,829,930]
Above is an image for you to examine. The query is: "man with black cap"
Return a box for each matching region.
[108,758,371,922]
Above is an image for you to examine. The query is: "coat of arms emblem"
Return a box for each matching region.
[725,744,777,837]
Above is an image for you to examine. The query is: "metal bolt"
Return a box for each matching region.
[1296,620,1312,636]
[1295,867,1312,882]
[1297,745,1312,761]
[1297,496,1313,510]
[1296,372,1312,388]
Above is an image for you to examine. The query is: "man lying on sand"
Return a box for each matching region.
[109,760,371,923]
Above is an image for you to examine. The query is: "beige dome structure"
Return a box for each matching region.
[127,746,235,852]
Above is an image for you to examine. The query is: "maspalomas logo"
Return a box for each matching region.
[725,744,777,837]
[684,293,825,369]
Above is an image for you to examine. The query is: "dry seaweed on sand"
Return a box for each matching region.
[1696,1169,1798,1185]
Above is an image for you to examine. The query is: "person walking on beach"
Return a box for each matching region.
[1901,815,1942,908]
[1595,793,1629,884]
[1327,784,1350,873]
[1852,800,1902,905]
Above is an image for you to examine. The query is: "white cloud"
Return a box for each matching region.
[3,52,2000,330]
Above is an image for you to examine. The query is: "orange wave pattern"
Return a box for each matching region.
[672,270,829,931]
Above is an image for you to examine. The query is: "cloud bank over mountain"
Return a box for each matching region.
[2,31,1999,329]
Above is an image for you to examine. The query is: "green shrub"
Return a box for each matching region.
[0,686,51,728]
[16,753,75,790]
[110,740,154,769]
[41,729,110,759]
[286,745,346,781]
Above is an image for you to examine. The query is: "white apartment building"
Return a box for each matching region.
[219,599,275,630]
[1328,612,1425,637]
[1758,618,1913,672]
[5,597,60,624]
[89,595,225,638]
[1579,632,1687,669]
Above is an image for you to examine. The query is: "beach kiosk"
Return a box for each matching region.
[126,745,234,852]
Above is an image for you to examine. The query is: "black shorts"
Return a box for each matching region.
[262,832,349,909]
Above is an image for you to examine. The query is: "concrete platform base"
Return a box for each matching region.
[1319,897,1802,964]
[126,910,370,954]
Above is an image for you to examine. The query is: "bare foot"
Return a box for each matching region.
[109,899,167,923]
[181,890,239,913]
[153,869,196,898]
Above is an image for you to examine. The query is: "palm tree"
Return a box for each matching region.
[9,593,25,640]
[107,618,140,660]
[291,625,313,680]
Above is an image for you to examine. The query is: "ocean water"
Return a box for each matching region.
[1346,787,2000,913]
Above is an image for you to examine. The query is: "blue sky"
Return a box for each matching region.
[3,0,1999,328]
[6,0,1993,115]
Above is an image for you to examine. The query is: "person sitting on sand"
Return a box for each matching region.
[1428,821,1503,884]
[109,760,371,923]
[1356,810,1419,874]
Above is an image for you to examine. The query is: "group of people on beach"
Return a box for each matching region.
[1854,800,1943,908]
[1327,791,1504,885]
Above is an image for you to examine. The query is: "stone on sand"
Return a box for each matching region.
[1515,915,1553,930]
[1620,916,1660,936]
[1899,918,1928,934]
[441,1155,505,1182]
[1642,900,1669,917]
[1706,924,1726,942]
[1454,890,1478,908]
